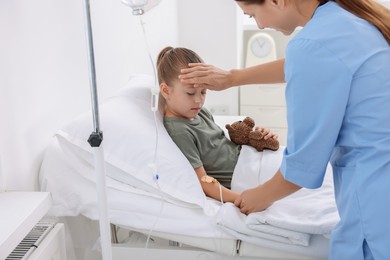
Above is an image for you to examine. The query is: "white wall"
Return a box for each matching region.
[177,0,239,115]
[0,0,178,191]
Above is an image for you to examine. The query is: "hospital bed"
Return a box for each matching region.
[39,74,338,259]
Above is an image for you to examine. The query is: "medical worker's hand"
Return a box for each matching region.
[179,63,233,91]
[234,170,301,215]
[234,186,273,214]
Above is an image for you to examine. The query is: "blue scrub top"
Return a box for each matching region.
[280,2,390,259]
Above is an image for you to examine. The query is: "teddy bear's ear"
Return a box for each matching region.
[243,117,255,128]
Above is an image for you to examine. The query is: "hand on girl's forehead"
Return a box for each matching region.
[179,81,203,90]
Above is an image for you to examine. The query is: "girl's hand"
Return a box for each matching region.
[179,63,233,91]
[254,127,279,140]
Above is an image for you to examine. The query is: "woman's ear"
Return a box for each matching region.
[269,0,285,9]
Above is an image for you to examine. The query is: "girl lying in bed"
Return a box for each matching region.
[157,46,278,203]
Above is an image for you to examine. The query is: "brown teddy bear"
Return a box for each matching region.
[225,117,279,152]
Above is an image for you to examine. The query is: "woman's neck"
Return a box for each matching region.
[297,1,322,26]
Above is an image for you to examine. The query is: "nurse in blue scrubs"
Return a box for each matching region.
[179,0,390,259]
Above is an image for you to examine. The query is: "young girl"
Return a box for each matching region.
[157,46,278,203]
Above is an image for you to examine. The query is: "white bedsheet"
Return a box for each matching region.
[217,202,311,246]
[39,135,332,258]
[39,136,225,238]
[218,146,339,247]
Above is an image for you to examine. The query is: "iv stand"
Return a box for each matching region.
[82,0,113,259]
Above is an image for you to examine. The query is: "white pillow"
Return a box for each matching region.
[56,74,213,213]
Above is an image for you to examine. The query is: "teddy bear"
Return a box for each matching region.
[225,116,279,152]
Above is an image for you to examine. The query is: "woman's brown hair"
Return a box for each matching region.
[236,0,390,44]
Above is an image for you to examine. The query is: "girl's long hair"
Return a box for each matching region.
[236,0,390,44]
[156,47,204,113]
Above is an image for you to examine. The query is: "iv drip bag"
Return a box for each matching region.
[121,0,161,15]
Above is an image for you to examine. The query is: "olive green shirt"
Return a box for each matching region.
[164,108,241,187]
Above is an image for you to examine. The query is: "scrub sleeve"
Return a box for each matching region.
[280,38,351,188]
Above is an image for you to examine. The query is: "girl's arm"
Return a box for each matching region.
[195,166,239,203]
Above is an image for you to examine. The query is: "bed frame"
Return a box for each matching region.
[110,224,328,260]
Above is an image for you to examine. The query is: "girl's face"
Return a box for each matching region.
[161,80,207,120]
[237,0,300,35]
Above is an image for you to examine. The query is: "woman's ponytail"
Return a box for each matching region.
[320,0,390,44]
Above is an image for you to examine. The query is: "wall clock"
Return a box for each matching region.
[246,32,276,67]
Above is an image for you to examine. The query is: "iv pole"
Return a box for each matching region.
[82,0,112,259]
[81,1,160,259]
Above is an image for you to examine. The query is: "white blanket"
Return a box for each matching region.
[217,146,339,246]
